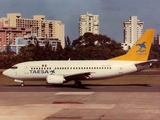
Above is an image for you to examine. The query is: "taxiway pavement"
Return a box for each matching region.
[1,70,160,119]
[1,85,160,120]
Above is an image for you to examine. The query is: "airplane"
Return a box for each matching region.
[2,29,157,87]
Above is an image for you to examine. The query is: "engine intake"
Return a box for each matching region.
[46,75,65,84]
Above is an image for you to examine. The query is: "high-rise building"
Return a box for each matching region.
[0,13,65,50]
[122,16,144,50]
[154,33,160,45]
[79,12,99,36]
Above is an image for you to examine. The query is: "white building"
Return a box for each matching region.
[122,16,144,50]
[4,34,61,54]
[79,12,99,36]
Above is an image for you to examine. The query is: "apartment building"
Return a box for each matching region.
[154,33,160,45]
[0,13,65,51]
[0,26,31,51]
[5,35,61,54]
[79,12,99,36]
[122,16,144,50]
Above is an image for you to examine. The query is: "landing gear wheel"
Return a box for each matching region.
[21,83,24,87]
[74,81,82,87]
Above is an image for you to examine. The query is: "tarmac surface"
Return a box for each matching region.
[1,70,160,120]
[1,84,160,120]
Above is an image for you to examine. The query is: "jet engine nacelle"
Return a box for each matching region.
[46,75,65,84]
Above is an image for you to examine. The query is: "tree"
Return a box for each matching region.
[149,44,160,67]
[72,32,126,60]
[18,43,35,61]
[62,36,73,60]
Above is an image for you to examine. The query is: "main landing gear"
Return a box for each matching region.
[74,80,82,87]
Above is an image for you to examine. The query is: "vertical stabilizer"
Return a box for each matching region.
[110,29,155,61]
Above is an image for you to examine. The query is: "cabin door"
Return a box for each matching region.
[24,64,29,74]
[118,65,123,74]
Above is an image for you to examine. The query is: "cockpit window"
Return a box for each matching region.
[11,66,18,69]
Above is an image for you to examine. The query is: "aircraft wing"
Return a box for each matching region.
[64,72,94,81]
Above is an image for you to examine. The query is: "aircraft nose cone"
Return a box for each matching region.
[2,70,10,77]
[2,69,17,78]
[2,70,7,76]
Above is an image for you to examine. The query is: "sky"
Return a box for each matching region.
[0,0,160,43]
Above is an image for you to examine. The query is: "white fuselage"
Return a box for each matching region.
[3,60,150,82]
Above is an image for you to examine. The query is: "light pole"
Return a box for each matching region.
[6,28,12,53]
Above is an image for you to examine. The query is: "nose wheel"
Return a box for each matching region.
[21,83,25,87]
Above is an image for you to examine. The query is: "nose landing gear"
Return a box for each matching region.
[21,82,25,87]
[14,79,25,87]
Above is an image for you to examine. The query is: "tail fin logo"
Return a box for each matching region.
[136,42,146,52]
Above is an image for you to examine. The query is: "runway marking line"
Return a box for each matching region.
[52,101,83,104]
[55,92,94,95]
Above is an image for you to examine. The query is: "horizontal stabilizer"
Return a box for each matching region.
[136,59,158,65]
[135,59,158,66]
